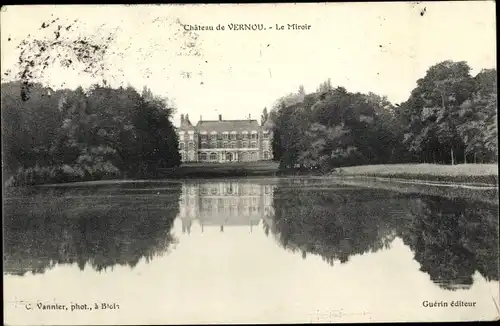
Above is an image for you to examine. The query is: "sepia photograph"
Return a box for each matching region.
[1,2,498,324]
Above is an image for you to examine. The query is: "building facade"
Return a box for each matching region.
[176,114,274,163]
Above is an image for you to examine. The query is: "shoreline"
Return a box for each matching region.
[329,172,498,186]
[4,163,498,188]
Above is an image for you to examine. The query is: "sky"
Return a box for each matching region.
[1,2,496,127]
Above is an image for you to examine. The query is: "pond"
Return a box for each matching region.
[3,177,499,324]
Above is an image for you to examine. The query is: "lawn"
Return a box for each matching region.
[333,163,498,184]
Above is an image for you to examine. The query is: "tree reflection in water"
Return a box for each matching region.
[269,186,402,265]
[4,180,498,291]
[4,184,181,275]
[400,195,499,290]
[269,182,499,290]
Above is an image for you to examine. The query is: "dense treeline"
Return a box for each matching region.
[2,82,181,186]
[269,61,497,170]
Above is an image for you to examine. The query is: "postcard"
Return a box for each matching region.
[2,2,498,324]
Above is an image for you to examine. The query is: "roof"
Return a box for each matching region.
[195,119,261,133]
[179,118,196,130]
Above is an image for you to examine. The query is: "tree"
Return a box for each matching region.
[260,107,269,126]
[401,60,477,164]
[270,83,403,169]
[133,89,180,175]
[456,69,498,163]
[317,78,333,93]
[2,81,182,186]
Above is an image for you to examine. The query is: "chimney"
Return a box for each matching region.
[248,113,251,120]
[185,114,189,122]
[219,114,222,121]
[181,114,185,123]
[200,115,202,122]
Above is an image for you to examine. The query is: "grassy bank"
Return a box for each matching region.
[333,164,499,184]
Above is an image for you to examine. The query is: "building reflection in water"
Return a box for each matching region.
[178,181,275,233]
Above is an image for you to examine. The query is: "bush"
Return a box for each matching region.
[5,163,121,187]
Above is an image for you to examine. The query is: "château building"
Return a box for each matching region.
[176,113,274,163]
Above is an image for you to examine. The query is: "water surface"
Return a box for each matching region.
[4,177,499,324]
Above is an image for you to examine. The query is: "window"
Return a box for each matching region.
[231,142,237,148]
[210,152,217,161]
[211,133,217,141]
[201,142,207,149]
[223,141,228,148]
[188,142,194,150]
[243,132,249,139]
[230,132,237,140]
[263,132,269,139]
[180,143,185,150]
[242,141,248,148]
[211,187,218,195]
[223,132,229,140]
[263,151,269,160]
[250,141,257,148]
[200,152,207,161]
